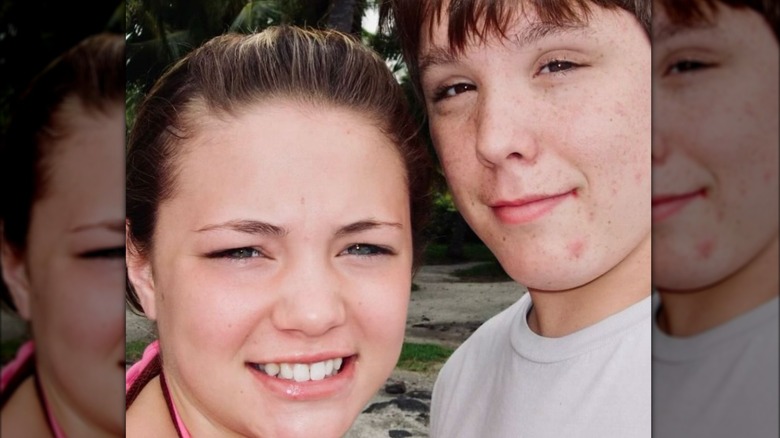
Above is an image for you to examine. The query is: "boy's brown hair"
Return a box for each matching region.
[657,0,779,39]
[380,0,650,95]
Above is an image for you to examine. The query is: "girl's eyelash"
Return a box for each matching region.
[79,247,125,259]
[206,247,264,260]
[341,243,395,257]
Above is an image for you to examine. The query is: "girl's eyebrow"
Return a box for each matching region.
[196,219,288,237]
[336,220,403,237]
[70,219,125,234]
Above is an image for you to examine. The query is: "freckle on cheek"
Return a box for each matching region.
[696,239,715,259]
[567,240,585,259]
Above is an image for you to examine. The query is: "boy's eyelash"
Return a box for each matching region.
[536,59,583,76]
[432,83,475,102]
[664,60,717,75]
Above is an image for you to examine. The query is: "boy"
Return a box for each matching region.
[381,1,652,436]
[651,1,778,436]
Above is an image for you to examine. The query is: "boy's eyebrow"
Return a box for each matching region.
[419,22,590,76]
[653,21,716,43]
[196,219,288,236]
[512,22,590,48]
[335,220,403,236]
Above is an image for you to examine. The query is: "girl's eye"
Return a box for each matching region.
[340,244,392,257]
[207,247,263,260]
[432,83,476,102]
[79,247,125,259]
[538,60,580,75]
[665,60,714,75]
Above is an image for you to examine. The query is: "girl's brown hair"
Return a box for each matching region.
[0,33,124,311]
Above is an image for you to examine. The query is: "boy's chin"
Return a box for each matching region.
[499,258,608,292]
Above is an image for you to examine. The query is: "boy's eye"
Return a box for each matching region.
[79,247,125,259]
[665,60,714,75]
[538,60,580,75]
[208,247,263,260]
[340,244,392,257]
[432,83,476,102]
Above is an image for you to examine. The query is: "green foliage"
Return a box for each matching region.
[423,243,496,265]
[396,342,454,372]
[1,339,23,365]
[452,262,512,283]
[125,340,149,364]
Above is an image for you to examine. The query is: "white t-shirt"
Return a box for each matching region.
[653,296,779,438]
[430,293,651,438]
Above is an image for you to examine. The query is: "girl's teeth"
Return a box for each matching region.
[280,363,294,379]
[309,361,326,381]
[265,363,280,377]
[255,358,344,382]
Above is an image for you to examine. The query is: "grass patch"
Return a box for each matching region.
[396,342,454,372]
[423,243,497,265]
[452,261,512,282]
[126,339,149,364]
[1,339,25,365]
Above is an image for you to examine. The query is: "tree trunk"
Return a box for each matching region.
[327,0,357,33]
[446,212,466,262]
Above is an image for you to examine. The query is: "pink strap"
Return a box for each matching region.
[1,341,67,438]
[126,340,192,438]
[0,340,34,391]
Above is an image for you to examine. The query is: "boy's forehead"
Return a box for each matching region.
[419,0,610,54]
[420,4,615,58]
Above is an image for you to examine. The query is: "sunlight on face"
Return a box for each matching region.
[652,6,779,289]
[24,100,125,435]
[146,101,412,437]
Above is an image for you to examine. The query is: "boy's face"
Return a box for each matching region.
[418,5,651,290]
[652,5,779,290]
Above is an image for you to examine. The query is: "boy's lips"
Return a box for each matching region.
[490,190,576,224]
[652,189,706,223]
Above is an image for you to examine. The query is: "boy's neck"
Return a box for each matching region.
[526,233,651,338]
[656,235,779,337]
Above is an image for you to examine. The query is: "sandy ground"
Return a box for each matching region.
[4,262,526,437]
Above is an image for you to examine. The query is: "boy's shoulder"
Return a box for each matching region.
[437,292,531,378]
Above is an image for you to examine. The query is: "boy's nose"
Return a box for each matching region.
[475,92,540,168]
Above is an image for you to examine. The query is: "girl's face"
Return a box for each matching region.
[2,101,126,435]
[132,101,412,437]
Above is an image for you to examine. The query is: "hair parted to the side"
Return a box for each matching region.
[657,0,779,39]
[126,25,433,314]
[379,0,650,97]
[0,33,125,312]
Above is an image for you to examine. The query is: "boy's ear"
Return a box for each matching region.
[126,221,158,320]
[0,235,32,320]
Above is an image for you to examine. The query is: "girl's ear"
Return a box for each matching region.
[126,220,158,320]
[0,233,32,320]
